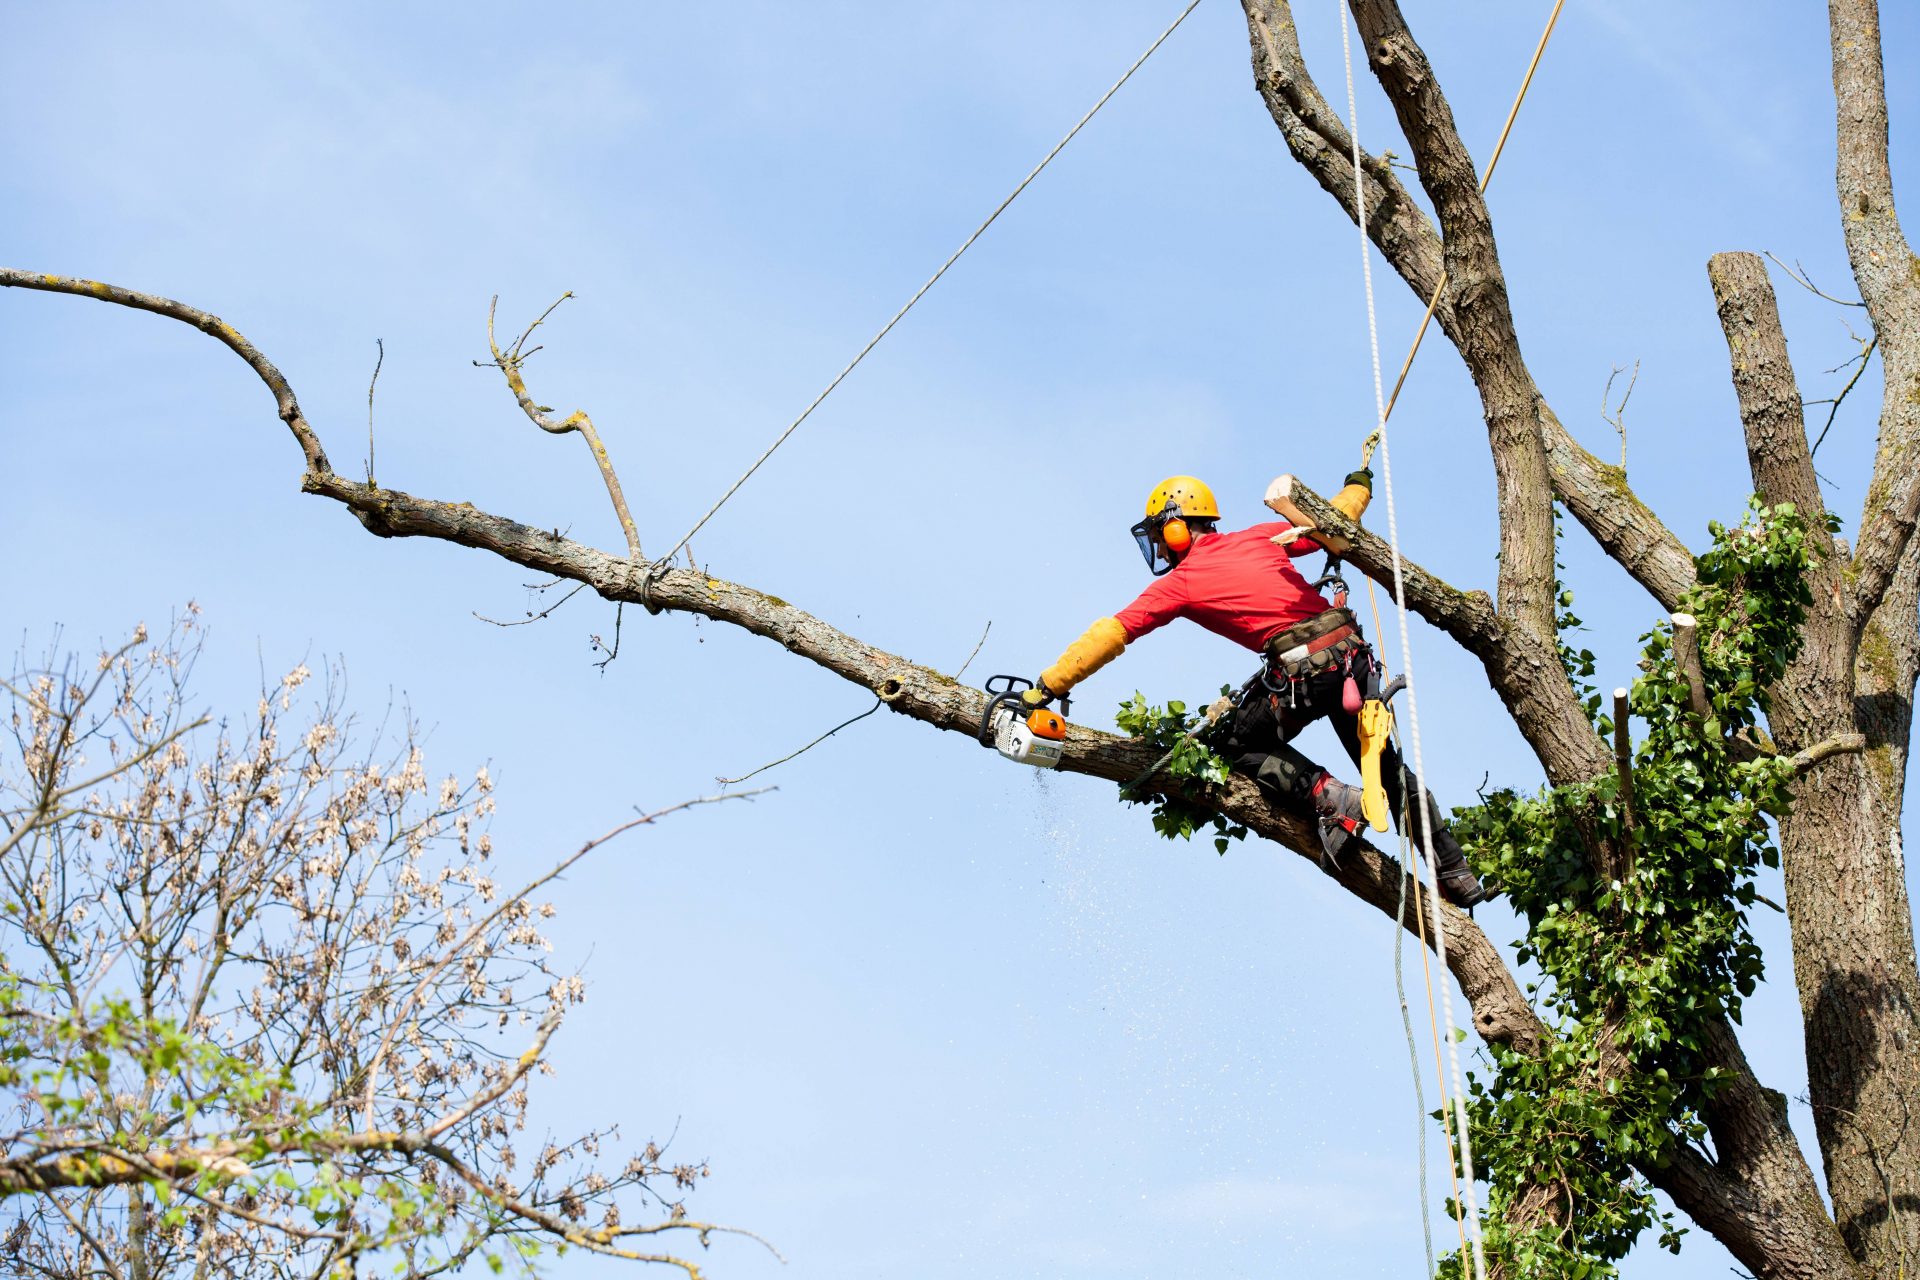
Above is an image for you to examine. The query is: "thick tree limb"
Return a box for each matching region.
[0,264,1544,1059]
[1830,0,1920,628]
[1236,1,1697,617]
[1639,1022,1866,1280]
[1707,253,1838,561]
[1282,476,1609,782]
[305,472,1545,1050]
[1271,476,1498,651]
[1240,0,1448,305]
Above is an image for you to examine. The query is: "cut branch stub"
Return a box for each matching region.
[1670,613,1711,718]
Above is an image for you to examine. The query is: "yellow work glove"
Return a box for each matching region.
[1022,683,1053,709]
[1357,697,1393,833]
[1330,467,1374,525]
[1038,617,1129,698]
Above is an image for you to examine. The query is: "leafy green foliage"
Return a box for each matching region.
[1442,500,1822,1279]
[1115,690,1247,853]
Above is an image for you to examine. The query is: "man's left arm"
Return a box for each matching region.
[1268,468,1374,557]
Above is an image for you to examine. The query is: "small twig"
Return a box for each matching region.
[1602,360,1638,472]
[361,790,768,1130]
[590,603,624,672]
[1764,252,1866,308]
[365,338,384,487]
[1377,147,1419,175]
[473,581,588,628]
[716,699,883,787]
[1808,332,1878,458]
[484,293,645,564]
[1788,732,1867,775]
[954,621,992,682]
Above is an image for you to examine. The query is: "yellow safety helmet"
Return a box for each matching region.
[1144,475,1219,521]
[1131,475,1219,574]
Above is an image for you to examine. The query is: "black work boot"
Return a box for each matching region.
[1418,800,1489,908]
[1310,773,1367,869]
[1398,784,1489,907]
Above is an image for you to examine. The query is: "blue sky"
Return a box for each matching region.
[4,2,1916,1276]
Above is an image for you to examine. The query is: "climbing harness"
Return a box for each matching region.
[646,0,1207,584]
[1333,0,1569,1276]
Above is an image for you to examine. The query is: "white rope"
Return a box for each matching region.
[649,0,1207,577]
[1336,5,1488,1278]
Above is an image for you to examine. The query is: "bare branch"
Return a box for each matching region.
[1602,361,1638,472]
[0,269,330,472]
[1789,731,1868,775]
[483,293,645,563]
[1764,251,1866,308]
[1266,475,1497,652]
[366,336,384,486]
[1808,332,1879,458]
[953,620,992,682]
[1830,0,1920,628]
[473,581,589,628]
[716,699,881,787]
[1707,253,1836,561]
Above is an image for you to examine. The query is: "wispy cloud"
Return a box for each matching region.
[1581,0,1795,174]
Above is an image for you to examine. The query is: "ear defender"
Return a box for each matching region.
[1163,518,1191,554]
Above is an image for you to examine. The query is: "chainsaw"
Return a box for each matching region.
[978,675,1070,768]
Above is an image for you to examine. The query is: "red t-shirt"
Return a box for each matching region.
[1114,522,1332,653]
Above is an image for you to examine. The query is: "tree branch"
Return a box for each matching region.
[0,263,1546,1069]
[1829,0,1920,629]
[1277,475,1609,783]
[1235,1,1698,616]
[1707,253,1837,562]
[1789,731,1868,775]
[1269,475,1498,652]
[0,269,330,474]
[1670,613,1712,717]
[484,293,645,563]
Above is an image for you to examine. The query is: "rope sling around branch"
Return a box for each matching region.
[1337,3,1568,1277]
[645,0,1206,583]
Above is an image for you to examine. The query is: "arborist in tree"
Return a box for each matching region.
[1022,474,1489,907]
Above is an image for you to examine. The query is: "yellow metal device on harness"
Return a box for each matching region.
[1250,563,1406,835]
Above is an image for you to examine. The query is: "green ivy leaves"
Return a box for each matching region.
[1115,690,1247,854]
[1447,500,1818,1279]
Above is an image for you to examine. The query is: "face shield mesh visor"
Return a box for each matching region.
[1130,517,1172,575]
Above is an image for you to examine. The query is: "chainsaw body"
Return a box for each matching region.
[980,675,1069,768]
